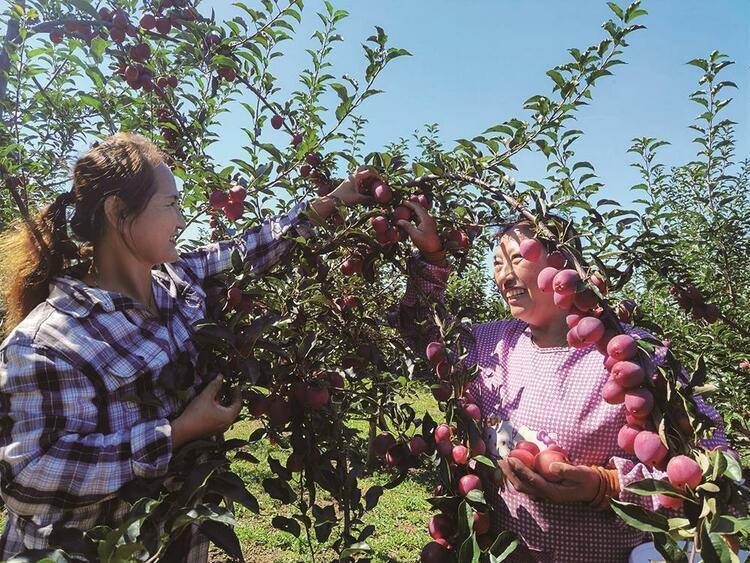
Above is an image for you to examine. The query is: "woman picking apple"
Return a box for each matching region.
[0,133,377,560]
[396,201,729,562]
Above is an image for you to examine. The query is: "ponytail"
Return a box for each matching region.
[0,192,81,333]
[0,132,164,336]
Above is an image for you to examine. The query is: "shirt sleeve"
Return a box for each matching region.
[176,200,313,285]
[0,343,173,516]
[393,254,453,356]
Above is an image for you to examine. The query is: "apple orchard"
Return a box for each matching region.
[1,0,749,561]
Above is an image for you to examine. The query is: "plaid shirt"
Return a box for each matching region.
[0,201,311,560]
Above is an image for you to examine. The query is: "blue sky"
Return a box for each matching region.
[208,0,749,205]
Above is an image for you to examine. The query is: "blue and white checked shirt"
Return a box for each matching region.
[0,201,311,559]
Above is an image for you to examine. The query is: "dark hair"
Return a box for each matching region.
[0,133,165,333]
[495,213,583,255]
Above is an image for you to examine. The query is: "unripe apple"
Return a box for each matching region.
[519,238,544,262]
[420,541,451,563]
[546,251,567,269]
[425,341,446,366]
[224,201,245,221]
[140,13,156,30]
[457,474,483,496]
[508,448,535,469]
[537,267,559,293]
[434,424,452,443]
[617,424,641,455]
[535,449,568,482]
[409,436,428,456]
[552,269,580,296]
[372,432,396,457]
[607,334,638,361]
[452,445,470,465]
[271,114,284,130]
[633,430,667,465]
[473,511,490,535]
[611,361,645,389]
[625,388,654,417]
[602,378,626,404]
[666,455,702,489]
[656,493,683,510]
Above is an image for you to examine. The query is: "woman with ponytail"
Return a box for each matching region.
[0,132,377,559]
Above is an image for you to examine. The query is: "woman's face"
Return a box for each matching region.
[493,225,566,328]
[124,163,186,265]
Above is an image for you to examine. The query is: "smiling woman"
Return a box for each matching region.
[0,132,378,560]
[396,204,730,562]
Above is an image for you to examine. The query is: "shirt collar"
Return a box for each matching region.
[48,275,118,318]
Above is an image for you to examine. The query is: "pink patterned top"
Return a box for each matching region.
[400,257,728,563]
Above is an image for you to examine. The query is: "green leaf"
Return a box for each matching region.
[546,69,566,89]
[610,499,670,532]
[69,0,99,17]
[488,531,520,561]
[625,478,691,500]
[607,2,624,20]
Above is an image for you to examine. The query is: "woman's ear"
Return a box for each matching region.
[102,195,125,230]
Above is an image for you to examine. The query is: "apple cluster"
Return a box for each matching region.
[209,184,247,221]
[508,440,570,482]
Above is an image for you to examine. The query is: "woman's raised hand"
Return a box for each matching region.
[396,200,445,263]
[329,166,378,206]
